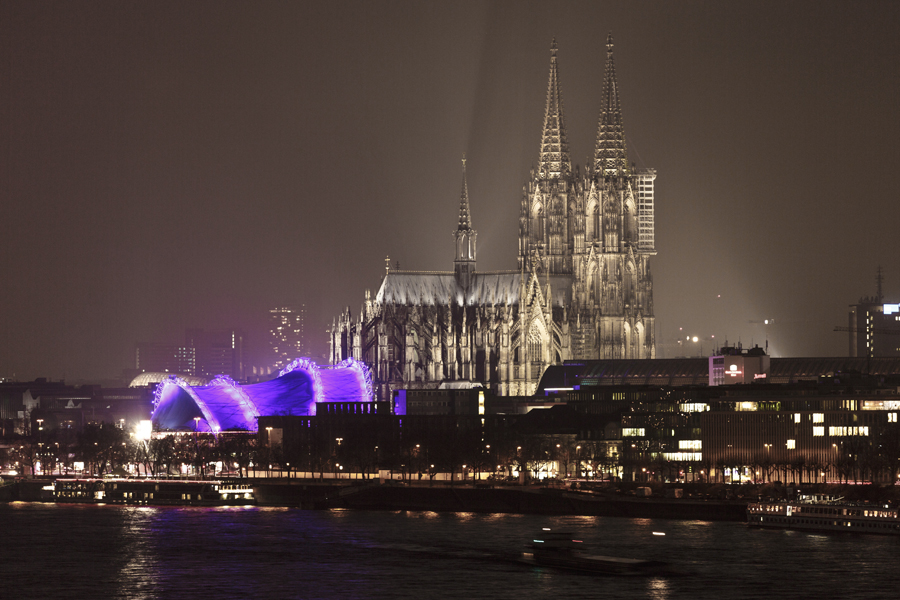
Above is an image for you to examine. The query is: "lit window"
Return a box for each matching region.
[813,426,824,437]
[786,439,796,449]
[889,413,897,423]
[813,413,824,423]
[794,413,801,423]
[679,440,702,450]
[622,428,646,437]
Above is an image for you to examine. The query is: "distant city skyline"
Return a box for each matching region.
[134,327,245,381]
[2,1,899,381]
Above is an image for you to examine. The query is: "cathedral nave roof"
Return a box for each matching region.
[375,271,573,307]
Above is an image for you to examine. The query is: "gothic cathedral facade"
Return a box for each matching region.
[330,36,656,400]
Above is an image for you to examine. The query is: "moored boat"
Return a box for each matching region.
[747,494,900,535]
[53,478,255,506]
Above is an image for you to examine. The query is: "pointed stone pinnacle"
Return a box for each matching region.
[538,39,571,179]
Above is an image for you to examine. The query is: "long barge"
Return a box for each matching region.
[520,530,669,576]
[747,494,900,535]
[53,478,255,506]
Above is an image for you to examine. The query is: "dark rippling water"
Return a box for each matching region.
[2,502,899,599]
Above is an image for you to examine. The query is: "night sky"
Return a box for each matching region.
[3,1,899,382]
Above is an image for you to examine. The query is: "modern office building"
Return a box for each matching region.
[848,300,900,358]
[845,267,900,358]
[708,344,770,386]
[185,328,245,380]
[134,342,196,376]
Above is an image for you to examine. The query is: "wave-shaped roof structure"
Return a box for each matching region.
[151,357,373,433]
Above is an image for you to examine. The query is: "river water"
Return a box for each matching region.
[2,502,898,599]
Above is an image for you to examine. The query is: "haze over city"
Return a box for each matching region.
[3,0,899,381]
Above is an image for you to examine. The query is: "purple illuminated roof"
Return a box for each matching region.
[151,357,374,433]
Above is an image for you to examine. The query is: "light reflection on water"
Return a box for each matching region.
[2,502,900,599]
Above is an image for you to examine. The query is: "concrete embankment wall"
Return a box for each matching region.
[1,478,746,521]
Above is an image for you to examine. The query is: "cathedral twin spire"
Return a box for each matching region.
[593,33,628,175]
[458,35,629,283]
[537,34,627,178]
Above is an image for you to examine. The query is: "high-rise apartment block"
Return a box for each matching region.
[269,305,307,368]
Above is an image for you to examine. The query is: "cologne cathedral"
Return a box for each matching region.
[330,36,656,399]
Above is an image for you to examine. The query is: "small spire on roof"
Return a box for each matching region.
[458,154,471,230]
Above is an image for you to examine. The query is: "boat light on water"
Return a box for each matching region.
[522,529,669,576]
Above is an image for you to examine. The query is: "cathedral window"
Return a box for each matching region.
[532,204,544,241]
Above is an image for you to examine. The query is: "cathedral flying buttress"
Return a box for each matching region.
[330,35,656,401]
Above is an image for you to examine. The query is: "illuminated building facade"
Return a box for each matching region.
[535,369,900,483]
[330,36,656,400]
[708,345,770,386]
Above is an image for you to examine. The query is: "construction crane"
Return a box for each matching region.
[833,325,900,371]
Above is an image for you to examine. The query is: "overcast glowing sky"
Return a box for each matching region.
[3,1,899,381]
